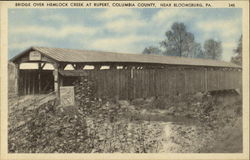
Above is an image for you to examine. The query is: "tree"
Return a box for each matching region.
[160,22,196,57]
[189,43,205,58]
[231,35,242,65]
[142,46,161,55]
[203,39,222,60]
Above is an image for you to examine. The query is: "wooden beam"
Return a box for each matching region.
[38,63,42,94]
[75,64,85,70]
[94,64,101,70]
[14,63,20,95]
[27,71,30,95]
[41,62,46,69]
[24,71,26,95]
[205,67,208,92]
[53,63,60,104]
[32,71,35,94]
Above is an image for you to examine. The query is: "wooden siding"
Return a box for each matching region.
[83,68,242,100]
[18,67,242,100]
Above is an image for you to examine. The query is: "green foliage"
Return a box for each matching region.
[231,35,242,65]
[142,46,162,55]
[203,39,222,60]
[160,22,197,57]
[142,22,207,59]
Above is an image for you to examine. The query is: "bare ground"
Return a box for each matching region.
[8,92,242,153]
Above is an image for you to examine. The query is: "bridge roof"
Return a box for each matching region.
[10,46,241,68]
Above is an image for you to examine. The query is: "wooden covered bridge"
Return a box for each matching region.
[10,46,242,102]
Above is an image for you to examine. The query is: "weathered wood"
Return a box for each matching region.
[14,63,20,95]
[16,63,242,100]
[53,63,60,103]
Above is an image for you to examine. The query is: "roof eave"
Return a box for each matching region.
[9,47,34,63]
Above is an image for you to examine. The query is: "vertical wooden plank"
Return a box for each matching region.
[123,69,126,100]
[141,69,145,98]
[151,68,153,97]
[200,68,204,92]
[168,69,172,95]
[25,71,27,95]
[104,70,108,97]
[137,69,140,98]
[155,69,159,97]
[194,69,198,92]
[23,70,27,95]
[152,69,155,97]
[134,69,138,99]
[107,70,111,98]
[150,69,154,97]
[102,70,106,98]
[97,70,101,98]
[173,69,177,95]
[112,70,116,98]
[126,69,130,100]
[142,69,145,98]
[19,70,22,95]
[14,64,19,95]
[120,69,124,99]
[222,69,225,90]
[158,69,161,96]
[138,69,141,98]
[118,69,121,99]
[165,68,168,96]
[112,70,115,98]
[32,71,35,94]
[184,69,187,94]
[121,69,125,99]
[164,69,167,96]
[144,69,147,98]
[220,69,223,90]
[149,69,152,97]
[130,68,134,100]
[208,69,212,91]
[27,70,30,95]
[147,69,150,97]
[96,70,101,98]
[139,69,142,98]
[134,69,137,99]
[53,63,60,103]
[116,69,120,99]
[160,69,163,96]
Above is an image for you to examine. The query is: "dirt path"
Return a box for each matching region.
[159,122,180,152]
[158,121,212,153]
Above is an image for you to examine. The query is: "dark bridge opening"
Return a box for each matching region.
[18,70,54,95]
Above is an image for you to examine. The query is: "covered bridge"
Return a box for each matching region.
[10,46,242,101]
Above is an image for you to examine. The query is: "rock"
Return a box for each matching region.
[127,105,135,111]
[174,112,181,116]
[177,106,183,112]
[194,92,204,101]
[118,100,130,107]
[141,109,147,115]
[168,107,175,114]
[145,97,155,103]
[131,98,145,105]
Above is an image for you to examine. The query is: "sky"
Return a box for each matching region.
[8,8,242,61]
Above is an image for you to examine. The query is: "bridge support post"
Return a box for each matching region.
[53,63,60,104]
[14,63,20,96]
